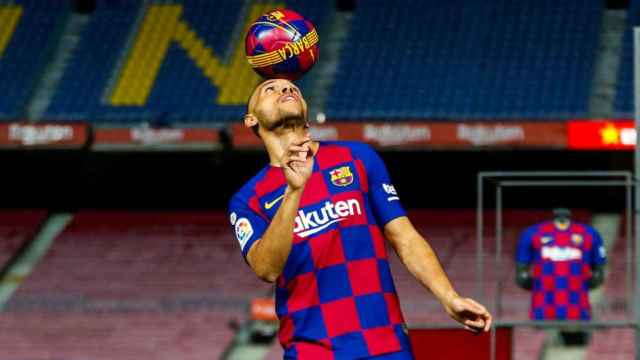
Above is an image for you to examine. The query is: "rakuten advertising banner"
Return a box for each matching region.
[0,122,88,148]
[231,122,566,149]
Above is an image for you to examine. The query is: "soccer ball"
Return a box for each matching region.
[245,9,319,80]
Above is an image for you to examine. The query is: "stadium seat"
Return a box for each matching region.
[613,0,639,117]
[5,211,269,359]
[0,210,46,267]
[45,0,331,124]
[12,211,272,304]
[0,311,238,359]
[0,0,68,119]
[327,0,603,120]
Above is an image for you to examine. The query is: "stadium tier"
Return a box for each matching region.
[586,328,636,360]
[327,0,603,120]
[10,211,272,307]
[0,0,610,124]
[0,312,237,360]
[3,211,272,359]
[613,0,639,117]
[46,0,142,121]
[0,209,633,358]
[0,1,67,119]
[44,0,331,123]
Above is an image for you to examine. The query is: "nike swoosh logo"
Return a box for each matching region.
[264,194,285,210]
[297,218,345,238]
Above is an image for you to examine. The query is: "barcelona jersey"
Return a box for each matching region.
[229,141,411,359]
[516,221,606,320]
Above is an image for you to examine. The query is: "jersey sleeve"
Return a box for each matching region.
[516,226,536,264]
[587,226,607,266]
[228,194,269,261]
[359,143,406,226]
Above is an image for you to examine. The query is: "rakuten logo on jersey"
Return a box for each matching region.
[294,198,362,238]
[541,246,583,261]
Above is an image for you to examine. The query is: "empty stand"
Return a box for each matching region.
[45,0,331,123]
[586,328,635,359]
[0,1,68,119]
[5,210,270,359]
[0,311,236,360]
[12,211,271,309]
[0,210,46,267]
[46,0,141,121]
[327,0,603,120]
[613,0,639,116]
[512,328,547,360]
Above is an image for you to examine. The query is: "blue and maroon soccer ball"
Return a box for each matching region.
[245,9,319,80]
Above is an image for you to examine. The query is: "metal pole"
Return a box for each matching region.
[490,184,503,360]
[477,174,485,303]
[496,184,503,319]
[479,171,631,178]
[499,180,631,187]
[627,174,633,321]
[634,26,640,360]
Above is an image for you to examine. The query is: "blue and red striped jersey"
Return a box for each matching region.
[229,141,411,359]
[516,220,606,320]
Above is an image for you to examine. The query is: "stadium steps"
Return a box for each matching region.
[0,213,72,310]
[25,14,88,121]
[588,9,627,118]
[101,0,150,105]
[0,5,21,57]
[305,8,354,121]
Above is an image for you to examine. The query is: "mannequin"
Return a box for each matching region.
[516,208,605,291]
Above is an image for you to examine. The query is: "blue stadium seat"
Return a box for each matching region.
[613,0,639,117]
[45,0,141,121]
[0,0,68,119]
[326,0,603,120]
[45,0,331,124]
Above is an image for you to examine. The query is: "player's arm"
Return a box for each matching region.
[359,142,490,332]
[246,187,302,282]
[384,217,492,333]
[246,140,313,283]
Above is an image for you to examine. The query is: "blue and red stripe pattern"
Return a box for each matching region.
[516,221,607,320]
[229,141,412,359]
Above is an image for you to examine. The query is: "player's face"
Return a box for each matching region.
[251,79,308,133]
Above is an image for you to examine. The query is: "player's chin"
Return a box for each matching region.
[279,103,304,118]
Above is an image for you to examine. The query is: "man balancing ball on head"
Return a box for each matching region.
[228,78,492,359]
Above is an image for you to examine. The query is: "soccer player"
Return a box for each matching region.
[228,78,492,359]
[516,208,607,321]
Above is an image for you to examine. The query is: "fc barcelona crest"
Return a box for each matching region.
[572,234,583,246]
[330,166,354,187]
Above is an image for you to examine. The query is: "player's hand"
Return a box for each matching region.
[281,138,313,190]
[444,295,492,334]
